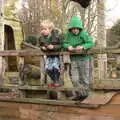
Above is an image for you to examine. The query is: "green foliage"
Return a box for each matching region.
[51,0,61,16]
[107,19,120,47]
[24,36,38,46]
[4,0,17,18]
[111,19,120,35]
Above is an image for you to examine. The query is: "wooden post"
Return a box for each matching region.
[40,55,45,86]
[116,56,120,78]
[18,57,26,98]
[60,55,64,85]
[62,54,71,86]
[0,0,4,85]
[18,57,25,85]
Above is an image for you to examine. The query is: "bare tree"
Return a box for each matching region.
[15,0,98,39]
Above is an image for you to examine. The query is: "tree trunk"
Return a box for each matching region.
[97,0,107,80]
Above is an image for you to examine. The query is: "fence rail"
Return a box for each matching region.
[1,47,120,93]
[0,47,120,56]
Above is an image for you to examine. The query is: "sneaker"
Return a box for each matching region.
[79,95,88,100]
[72,95,88,101]
[72,96,80,101]
[48,84,54,87]
[53,83,61,87]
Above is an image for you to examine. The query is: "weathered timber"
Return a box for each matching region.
[18,85,88,99]
[0,91,117,108]
[21,42,41,66]
[21,41,41,50]
[39,55,45,86]
[60,55,64,85]
[1,95,120,120]
[18,85,89,100]
[19,86,88,91]
[0,97,99,109]
[0,0,4,84]
[19,64,40,80]
[0,47,120,56]
[93,79,120,90]
[19,57,25,85]
[63,54,71,64]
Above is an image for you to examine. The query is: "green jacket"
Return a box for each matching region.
[39,29,62,51]
[63,16,94,61]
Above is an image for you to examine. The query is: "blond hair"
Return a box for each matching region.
[40,19,55,29]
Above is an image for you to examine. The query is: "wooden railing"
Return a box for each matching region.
[0,47,120,90]
[0,47,120,56]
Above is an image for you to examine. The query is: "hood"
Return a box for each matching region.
[67,16,83,30]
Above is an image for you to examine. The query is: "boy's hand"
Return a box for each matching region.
[75,46,83,51]
[41,46,47,51]
[47,44,54,50]
[68,46,74,51]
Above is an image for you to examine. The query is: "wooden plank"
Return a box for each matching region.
[60,55,64,85]
[19,85,88,91]
[81,92,116,105]
[19,57,25,86]
[39,55,45,86]
[21,42,41,50]
[0,0,4,85]
[1,94,120,119]
[0,100,120,120]
[93,79,120,90]
[0,98,99,108]
[0,47,120,56]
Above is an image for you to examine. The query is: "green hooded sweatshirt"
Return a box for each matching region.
[63,16,94,61]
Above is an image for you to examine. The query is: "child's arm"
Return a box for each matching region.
[63,33,74,51]
[52,36,62,50]
[80,31,94,50]
[47,43,61,51]
[63,33,71,49]
[63,40,70,49]
[38,36,48,51]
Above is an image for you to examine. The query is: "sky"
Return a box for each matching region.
[105,0,120,28]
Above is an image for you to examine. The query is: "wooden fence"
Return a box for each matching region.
[0,47,120,93]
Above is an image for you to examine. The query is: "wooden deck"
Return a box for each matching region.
[0,92,119,120]
[0,47,120,119]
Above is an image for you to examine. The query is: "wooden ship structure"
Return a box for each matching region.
[0,0,120,120]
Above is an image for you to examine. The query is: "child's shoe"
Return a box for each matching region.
[53,83,61,87]
[48,84,54,87]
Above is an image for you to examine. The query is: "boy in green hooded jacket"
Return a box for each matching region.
[63,16,94,100]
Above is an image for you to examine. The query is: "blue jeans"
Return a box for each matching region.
[45,56,60,83]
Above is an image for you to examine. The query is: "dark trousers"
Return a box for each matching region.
[46,67,60,84]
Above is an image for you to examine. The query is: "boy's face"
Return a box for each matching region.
[41,26,52,36]
[71,28,80,35]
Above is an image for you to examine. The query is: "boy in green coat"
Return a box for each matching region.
[63,16,94,100]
